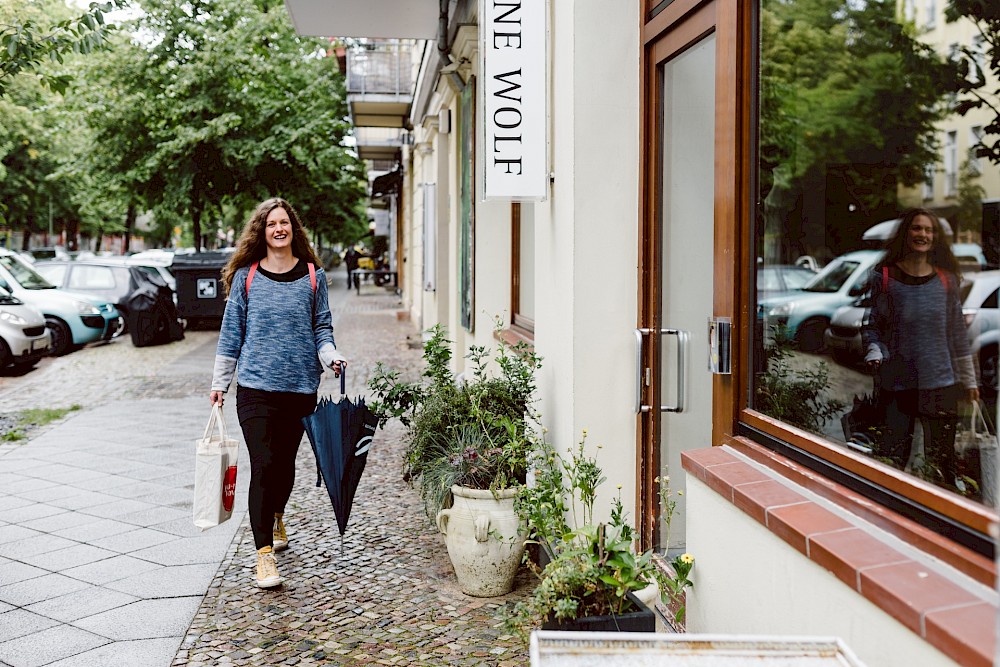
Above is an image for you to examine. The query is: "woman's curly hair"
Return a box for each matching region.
[220,197,321,295]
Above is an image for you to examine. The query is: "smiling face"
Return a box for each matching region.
[265,206,293,252]
[905,214,935,255]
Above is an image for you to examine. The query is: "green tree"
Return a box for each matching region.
[946,1,1000,165]
[759,0,960,261]
[0,0,125,97]
[79,0,366,251]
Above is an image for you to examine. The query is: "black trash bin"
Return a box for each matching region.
[171,250,232,327]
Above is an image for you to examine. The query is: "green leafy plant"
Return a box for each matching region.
[369,320,542,520]
[756,326,845,433]
[506,432,694,636]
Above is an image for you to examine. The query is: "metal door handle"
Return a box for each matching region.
[635,328,689,414]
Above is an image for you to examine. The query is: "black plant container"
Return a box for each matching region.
[540,591,655,633]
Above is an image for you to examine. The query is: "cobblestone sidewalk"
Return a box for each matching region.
[171,296,533,666]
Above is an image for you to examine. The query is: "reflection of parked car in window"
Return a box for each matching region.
[0,249,122,356]
[0,285,50,370]
[757,264,817,297]
[757,249,884,352]
[20,246,70,263]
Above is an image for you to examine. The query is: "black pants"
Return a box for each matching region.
[237,386,317,550]
[880,386,960,485]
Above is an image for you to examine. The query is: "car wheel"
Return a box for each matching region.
[832,348,854,365]
[980,346,998,396]
[0,339,10,369]
[797,318,829,353]
[45,317,72,356]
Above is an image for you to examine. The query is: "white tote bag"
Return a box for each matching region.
[193,404,239,530]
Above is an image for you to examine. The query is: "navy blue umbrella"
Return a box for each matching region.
[302,371,377,548]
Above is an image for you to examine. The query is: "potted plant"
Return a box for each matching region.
[506,432,695,635]
[369,321,542,596]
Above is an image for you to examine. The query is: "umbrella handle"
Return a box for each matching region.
[340,369,346,397]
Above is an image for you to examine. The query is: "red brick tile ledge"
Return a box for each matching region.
[682,446,995,667]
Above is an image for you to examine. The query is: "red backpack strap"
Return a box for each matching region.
[935,267,950,292]
[245,261,259,297]
[308,262,316,293]
[882,266,889,292]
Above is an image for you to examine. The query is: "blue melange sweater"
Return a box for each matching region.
[861,267,976,392]
[211,264,336,394]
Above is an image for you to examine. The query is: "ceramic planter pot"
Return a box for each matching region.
[541,591,655,632]
[435,485,526,597]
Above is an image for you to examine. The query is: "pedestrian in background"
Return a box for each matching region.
[862,207,978,490]
[344,245,360,290]
[210,197,346,589]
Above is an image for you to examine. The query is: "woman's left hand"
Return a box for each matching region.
[332,360,346,377]
[968,387,980,403]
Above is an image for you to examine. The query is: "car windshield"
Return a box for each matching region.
[783,268,814,290]
[0,255,57,289]
[801,259,861,293]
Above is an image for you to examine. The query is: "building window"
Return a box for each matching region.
[944,130,958,196]
[422,183,436,291]
[925,0,936,28]
[753,0,991,556]
[969,126,984,175]
[511,203,535,335]
[903,0,916,22]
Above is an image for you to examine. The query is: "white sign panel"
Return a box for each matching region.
[481,0,547,200]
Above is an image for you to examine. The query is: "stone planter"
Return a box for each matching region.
[435,485,526,597]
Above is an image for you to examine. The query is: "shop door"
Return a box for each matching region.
[640,0,735,553]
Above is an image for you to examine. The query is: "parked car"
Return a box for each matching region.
[0,249,122,355]
[20,246,70,263]
[962,271,1000,395]
[757,264,817,297]
[34,259,177,328]
[757,249,884,352]
[0,285,49,370]
[35,257,176,305]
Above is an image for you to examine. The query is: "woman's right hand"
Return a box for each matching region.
[210,390,225,406]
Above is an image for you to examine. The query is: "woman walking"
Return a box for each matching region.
[210,197,346,589]
[862,207,977,490]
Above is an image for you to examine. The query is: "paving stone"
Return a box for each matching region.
[0,624,108,667]
[0,608,59,642]
[45,638,183,667]
[74,597,204,640]
[24,586,139,623]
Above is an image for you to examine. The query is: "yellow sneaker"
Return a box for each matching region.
[273,514,288,552]
[255,546,282,589]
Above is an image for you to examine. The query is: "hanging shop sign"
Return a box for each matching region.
[480,0,548,201]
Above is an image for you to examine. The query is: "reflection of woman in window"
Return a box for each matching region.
[862,208,978,489]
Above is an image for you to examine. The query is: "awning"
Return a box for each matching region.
[284,0,438,39]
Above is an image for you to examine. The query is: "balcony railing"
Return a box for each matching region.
[346,43,414,96]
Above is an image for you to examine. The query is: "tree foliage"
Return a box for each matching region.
[78,0,367,251]
[946,0,1000,165]
[759,0,961,260]
[0,0,125,97]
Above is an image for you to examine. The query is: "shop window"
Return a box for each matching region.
[511,203,535,336]
[751,0,993,551]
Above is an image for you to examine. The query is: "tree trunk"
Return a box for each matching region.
[123,202,136,254]
[192,203,203,253]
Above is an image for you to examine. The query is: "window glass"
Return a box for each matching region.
[33,264,67,287]
[0,255,55,290]
[755,0,996,507]
[69,265,117,290]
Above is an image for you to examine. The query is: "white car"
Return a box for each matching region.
[0,285,50,369]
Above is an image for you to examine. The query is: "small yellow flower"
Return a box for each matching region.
[680,553,694,564]
[653,476,660,484]
[616,484,622,490]
[677,490,683,496]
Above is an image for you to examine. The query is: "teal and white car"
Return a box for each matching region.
[757,249,885,352]
[0,249,123,355]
